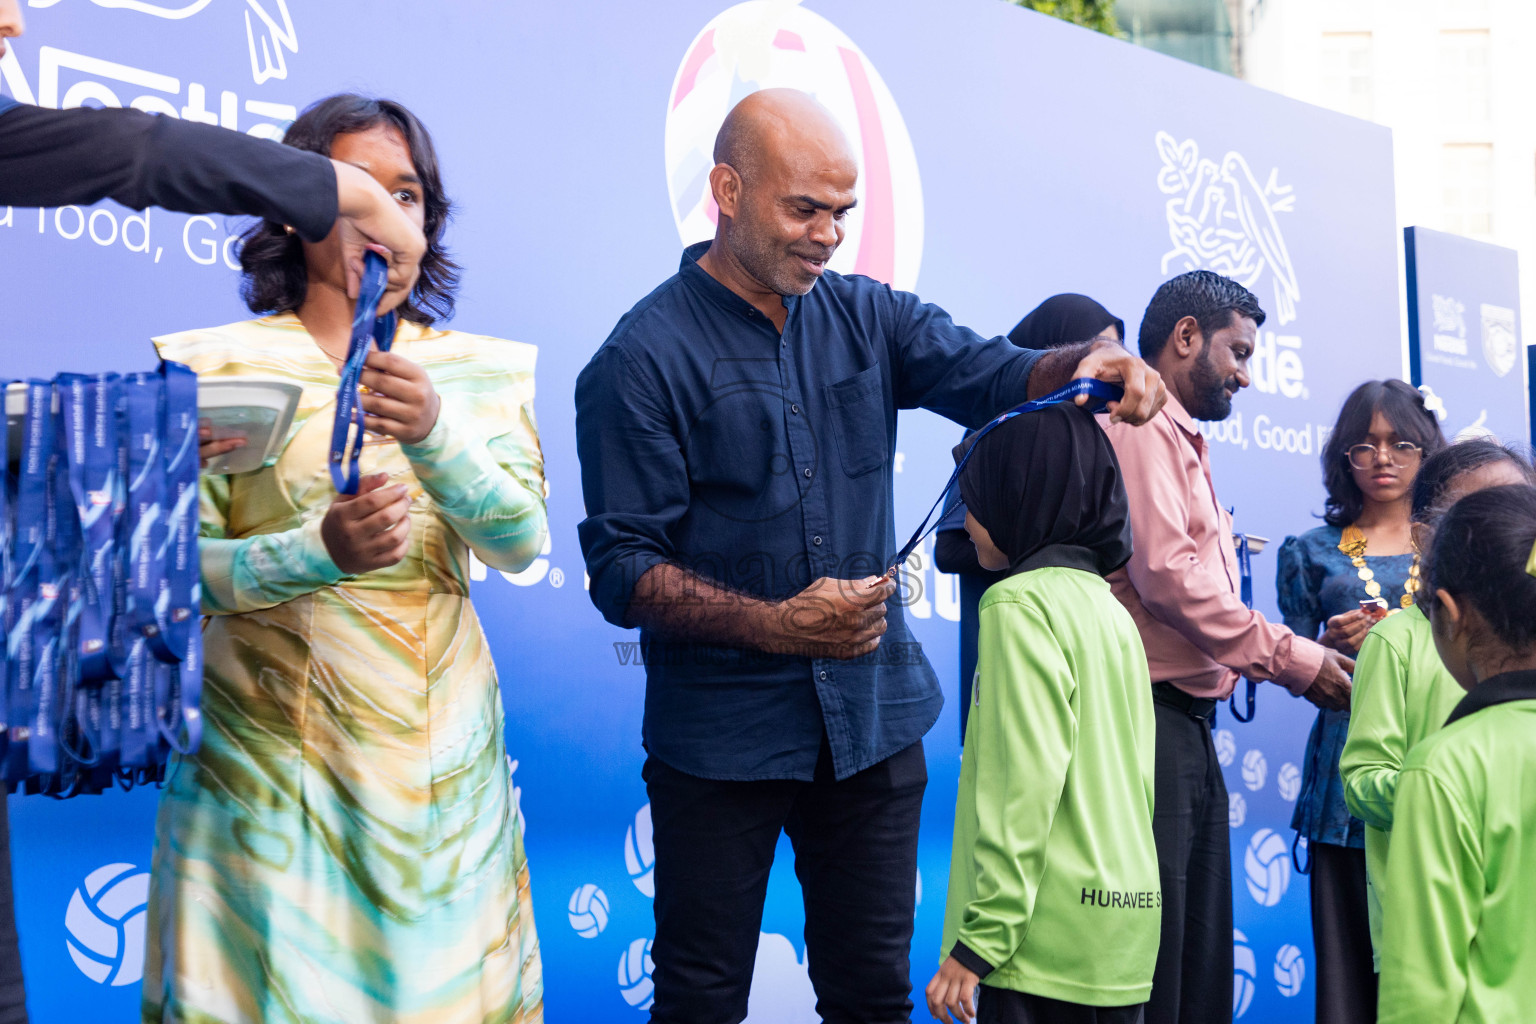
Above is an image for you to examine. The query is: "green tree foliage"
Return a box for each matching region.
[1007,0,1121,37]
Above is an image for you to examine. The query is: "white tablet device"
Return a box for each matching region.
[196,379,304,475]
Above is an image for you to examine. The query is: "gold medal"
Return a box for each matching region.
[1339,524,1420,611]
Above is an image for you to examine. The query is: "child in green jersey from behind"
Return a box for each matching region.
[927,404,1158,1024]
[1341,439,1536,970]
[1377,484,1536,1024]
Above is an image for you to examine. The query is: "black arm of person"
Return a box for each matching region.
[0,103,337,241]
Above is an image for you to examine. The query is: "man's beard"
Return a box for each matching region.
[1186,345,1236,421]
[729,215,833,298]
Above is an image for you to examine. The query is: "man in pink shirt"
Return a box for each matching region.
[1103,271,1354,1024]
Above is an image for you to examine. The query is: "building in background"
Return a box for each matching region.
[1242,0,1535,355]
[1116,0,1245,74]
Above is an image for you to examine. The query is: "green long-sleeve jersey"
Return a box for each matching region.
[1339,604,1465,967]
[1378,672,1536,1024]
[940,567,1159,1006]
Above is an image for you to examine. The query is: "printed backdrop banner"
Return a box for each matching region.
[1405,226,1528,445]
[0,2,1399,1021]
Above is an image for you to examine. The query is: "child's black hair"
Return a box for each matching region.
[1426,484,1536,657]
[1411,439,1535,523]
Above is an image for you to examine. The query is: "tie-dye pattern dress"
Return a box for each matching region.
[142,314,546,1024]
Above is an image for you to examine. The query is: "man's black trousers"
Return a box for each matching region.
[1145,692,1234,1024]
[644,739,926,1024]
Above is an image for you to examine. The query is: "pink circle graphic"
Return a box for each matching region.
[664,2,924,291]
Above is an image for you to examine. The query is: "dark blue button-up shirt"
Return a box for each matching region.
[576,242,1043,781]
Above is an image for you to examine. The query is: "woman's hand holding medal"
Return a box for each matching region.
[1321,607,1376,655]
[315,348,439,576]
[358,349,441,446]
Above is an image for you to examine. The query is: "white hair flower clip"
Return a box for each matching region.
[1417,384,1448,422]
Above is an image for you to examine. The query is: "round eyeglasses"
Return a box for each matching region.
[1346,441,1423,471]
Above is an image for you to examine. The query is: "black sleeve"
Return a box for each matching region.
[948,940,996,980]
[934,527,986,577]
[0,103,337,242]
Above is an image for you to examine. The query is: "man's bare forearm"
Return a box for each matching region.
[626,562,778,649]
[1025,341,1093,399]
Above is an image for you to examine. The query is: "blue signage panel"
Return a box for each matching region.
[1405,225,1528,444]
[1,2,1401,1021]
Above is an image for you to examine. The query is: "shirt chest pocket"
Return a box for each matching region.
[824,366,888,478]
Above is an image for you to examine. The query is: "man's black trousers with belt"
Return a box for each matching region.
[644,739,927,1024]
[1146,687,1234,1024]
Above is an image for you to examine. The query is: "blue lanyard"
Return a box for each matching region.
[27,417,67,778]
[123,371,174,664]
[1,367,200,791]
[51,414,89,778]
[329,251,397,496]
[59,373,125,684]
[1229,520,1257,724]
[0,379,11,768]
[156,361,202,757]
[121,370,176,775]
[7,381,55,780]
[119,636,151,775]
[1234,529,1254,608]
[883,379,1123,577]
[159,362,198,656]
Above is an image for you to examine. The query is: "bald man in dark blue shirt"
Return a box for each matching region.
[576,88,1164,1024]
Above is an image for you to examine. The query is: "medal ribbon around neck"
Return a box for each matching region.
[1339,524,1420,610]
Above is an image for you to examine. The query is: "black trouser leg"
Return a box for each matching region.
[786,740,927,1024]
[1146,703,1232,1024]
[978,986,1147,1024]
[644,757,797,1024]
[1310,841,1378,1024]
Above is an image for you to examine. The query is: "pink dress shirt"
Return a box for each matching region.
[1101,396,1324,699]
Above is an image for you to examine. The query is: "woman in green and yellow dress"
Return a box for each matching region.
[142,95,546,1024]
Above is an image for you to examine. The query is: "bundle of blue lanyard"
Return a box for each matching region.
[1,362,202,796]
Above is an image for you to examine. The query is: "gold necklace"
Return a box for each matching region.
[1339,524,1420,610]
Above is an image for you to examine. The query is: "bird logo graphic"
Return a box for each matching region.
[23,0,296,85]
[1156,132,1301,326]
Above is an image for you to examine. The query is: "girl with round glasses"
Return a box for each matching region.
[1346,440,1425,471]
[1276,379,1445,1023]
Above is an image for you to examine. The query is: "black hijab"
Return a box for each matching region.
[1007,293,1125,351]
[953,403,1133,578]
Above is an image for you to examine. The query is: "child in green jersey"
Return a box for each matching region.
[927,404,1158,1024]
[1377,484,1536,1024]
[1341,439,1536,969]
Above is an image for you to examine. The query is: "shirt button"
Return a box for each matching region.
[803,467,812,479]
[813,536,823,546]
[819,670,828,681]
[791,404,800,414]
